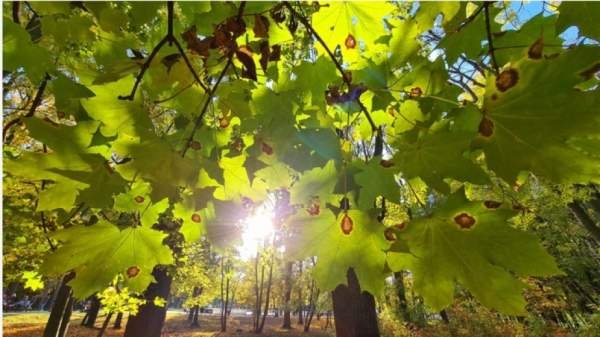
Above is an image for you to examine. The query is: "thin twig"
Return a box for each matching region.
[180,2,247,157]
[284,1,377,133]
[484,3,500,76]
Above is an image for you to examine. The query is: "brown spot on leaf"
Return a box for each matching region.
[261,142,273,155]
[191,213,202,223]
[345,34,356,49]
[126,266,140,278]
[478,117,494,138]
[384,227,397,241]
[379,159,394,168]
[409,87,423,97]
[134,196,145,204]
[341,213,354,235]
[189,140,202,150]
[57,111,66,118]
[307,204,320,216]
[491,93,498,101]
[219,117,230,128]
[454,212,476,229]
[394,222,407,231]
[484,200,502,209]
[495,69,519,92]
[528,37,544,59]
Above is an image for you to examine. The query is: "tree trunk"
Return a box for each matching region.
[304,282,319,332]
[82,295,101,328]
[187,307,194,322]
[568,201,600,243]
[332,268,380,337]
[97,312,113,337]
[43,272,74,337]
[123,267,172,337]
[394,271,410,322]
[113,312,123,329]
[282,262,293,329]
[191,306,200,327]
[258,253,275,333]
[297,261,304,325]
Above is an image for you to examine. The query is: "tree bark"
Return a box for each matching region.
[113,312,123,329]
[282,262,293,329]
[332,268,380,337]
[568,201,600,243]
[82,295,101,328]
[123,267,172,337]
[43,272,75,337]
[191,306,199,327]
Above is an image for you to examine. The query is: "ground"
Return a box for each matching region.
[2,311,335,337]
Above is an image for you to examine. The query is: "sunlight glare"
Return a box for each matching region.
[238,205,275,260]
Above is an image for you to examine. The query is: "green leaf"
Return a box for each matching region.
[387,189,562,314]
[556,2,600,40]
[289,160,338,205]
[312,2,395,55]
[173,195,207,242]
[392,123,488,193]
[3,20,53,82]
[42,221,173,298]
[296,128,342,161]
[354,160,399,210]
[288,209,389,296]
[478,47,600,184]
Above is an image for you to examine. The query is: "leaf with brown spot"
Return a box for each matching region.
[478,117,494,138]
[453,212,476,229]
[387,188,561,315]
[495,69,519,92]
[528,37,544,59]
[340,213,353,235]
[345,34,357,49]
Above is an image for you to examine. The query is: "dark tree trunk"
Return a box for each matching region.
[332,268,380,337]
[569,201,600,243]
[282,262,293,329]
[394,271,410,322]
[123,267,172,337]
[187,307,194,322]
[303,281,319,332]
[258,253,275,333]
[43,272,75,337]
[191,306,200,327]
[82,295,101,328]
[113,312,123,329]
[297,261,304,325]
[97,312,113,337]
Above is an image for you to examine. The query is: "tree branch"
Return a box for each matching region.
[484,3,500,76]
[12,1,20,24]
[119,1,209,100]
[180,2,247,157]
[284,1,377,133]
[3,73,51,142]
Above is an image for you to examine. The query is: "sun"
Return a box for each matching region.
[237,204,275,260]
